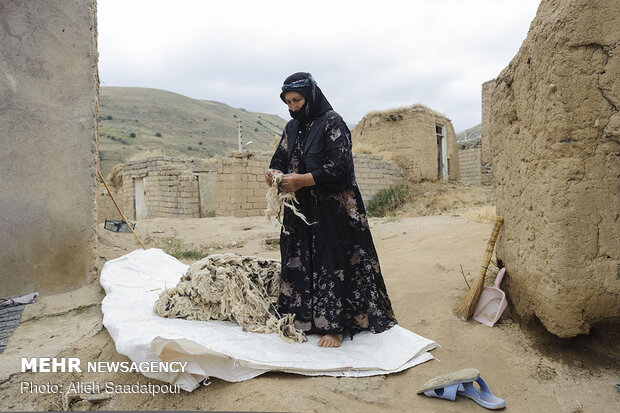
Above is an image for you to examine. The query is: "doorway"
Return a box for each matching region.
[134,177,147,219]
[436,125,448,181]
[197,172,217,217]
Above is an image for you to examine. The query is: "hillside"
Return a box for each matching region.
[98,87,287,175]
[456,123,481,149]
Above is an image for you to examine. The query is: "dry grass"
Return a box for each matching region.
[386,181,495,220]
[363,103,449,122]
[461,205,497,224]
[351,142,398,162]
[127,149,168,161]
[105,163,124,189]
[352,142,377,154]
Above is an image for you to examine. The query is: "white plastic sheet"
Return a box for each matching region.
[100,249,437,391]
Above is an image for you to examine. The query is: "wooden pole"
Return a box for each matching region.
[97,170,147,250]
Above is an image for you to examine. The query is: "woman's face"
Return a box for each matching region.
[283,91,305,113]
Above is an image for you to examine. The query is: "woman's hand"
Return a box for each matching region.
[265,169,282,187]
[281,173,315,193]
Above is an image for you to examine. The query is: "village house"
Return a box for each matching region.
[352,104,459,183]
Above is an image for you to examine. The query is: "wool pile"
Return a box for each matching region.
[154,253,305,343]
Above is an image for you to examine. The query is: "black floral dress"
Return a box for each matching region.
[270,114,397,337]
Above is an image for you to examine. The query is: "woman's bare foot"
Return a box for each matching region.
[317,333,343,348]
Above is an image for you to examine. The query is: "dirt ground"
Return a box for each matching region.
[1,202,618,412]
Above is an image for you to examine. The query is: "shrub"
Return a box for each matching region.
[106,115,113,120]
[198,141,203,145]
[188,146,192,151]
[254,128,258,132]
[367,184,410,217]
[155,132,162,137]
[257,120,262,125]
[129,132,136,138]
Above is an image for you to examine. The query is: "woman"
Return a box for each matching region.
[265,72,397,348]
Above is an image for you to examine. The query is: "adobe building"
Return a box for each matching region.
[0,1,99,296]
[352,104,459,182]
[489,0,619,337]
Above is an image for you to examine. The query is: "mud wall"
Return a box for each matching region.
[490,0,620,337]
[119,153,405,219]
[481,80,495,166]
[352,105,459,182]
[0,1,99,296]
[481,80,496,186]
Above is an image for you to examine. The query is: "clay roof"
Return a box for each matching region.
[362,104,450,122]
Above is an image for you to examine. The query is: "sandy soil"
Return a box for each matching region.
[0,211,618,412]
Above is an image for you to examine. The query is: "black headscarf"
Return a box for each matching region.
[280,72,333,124]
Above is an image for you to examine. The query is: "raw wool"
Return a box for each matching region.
[153,253,306,343]
[264,172,313,233]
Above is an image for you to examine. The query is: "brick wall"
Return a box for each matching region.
[121,157,213,219]
[458,147,482,186]
[354,154,406,205]
[212,152,271,218]
[120,152,406,219]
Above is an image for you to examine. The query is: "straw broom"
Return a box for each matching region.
[456,216,504,320]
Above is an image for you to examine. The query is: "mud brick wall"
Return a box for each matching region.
[354,154,406,205]
[119,152,406,219]
[458,147,482,186]
[122,157,210,219]
[213,152,406,217]
[213,152,271,218]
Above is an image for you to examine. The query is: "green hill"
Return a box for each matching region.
[98,87,287,175]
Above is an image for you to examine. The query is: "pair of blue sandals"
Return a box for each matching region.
[417,368,506,410]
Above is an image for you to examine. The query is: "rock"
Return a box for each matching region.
[489,0,620,337]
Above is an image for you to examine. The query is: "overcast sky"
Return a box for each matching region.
[98,0,541,132]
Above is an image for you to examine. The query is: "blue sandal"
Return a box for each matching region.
[418,368,505,409]
[417,368,479,401]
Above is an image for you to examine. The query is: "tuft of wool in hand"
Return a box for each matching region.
[264,172,313,234]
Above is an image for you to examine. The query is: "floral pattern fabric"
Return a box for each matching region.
[269,114,397,337]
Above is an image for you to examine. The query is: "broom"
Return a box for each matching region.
[456,215,504,320]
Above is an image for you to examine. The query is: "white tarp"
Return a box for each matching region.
[100,248,437,391]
